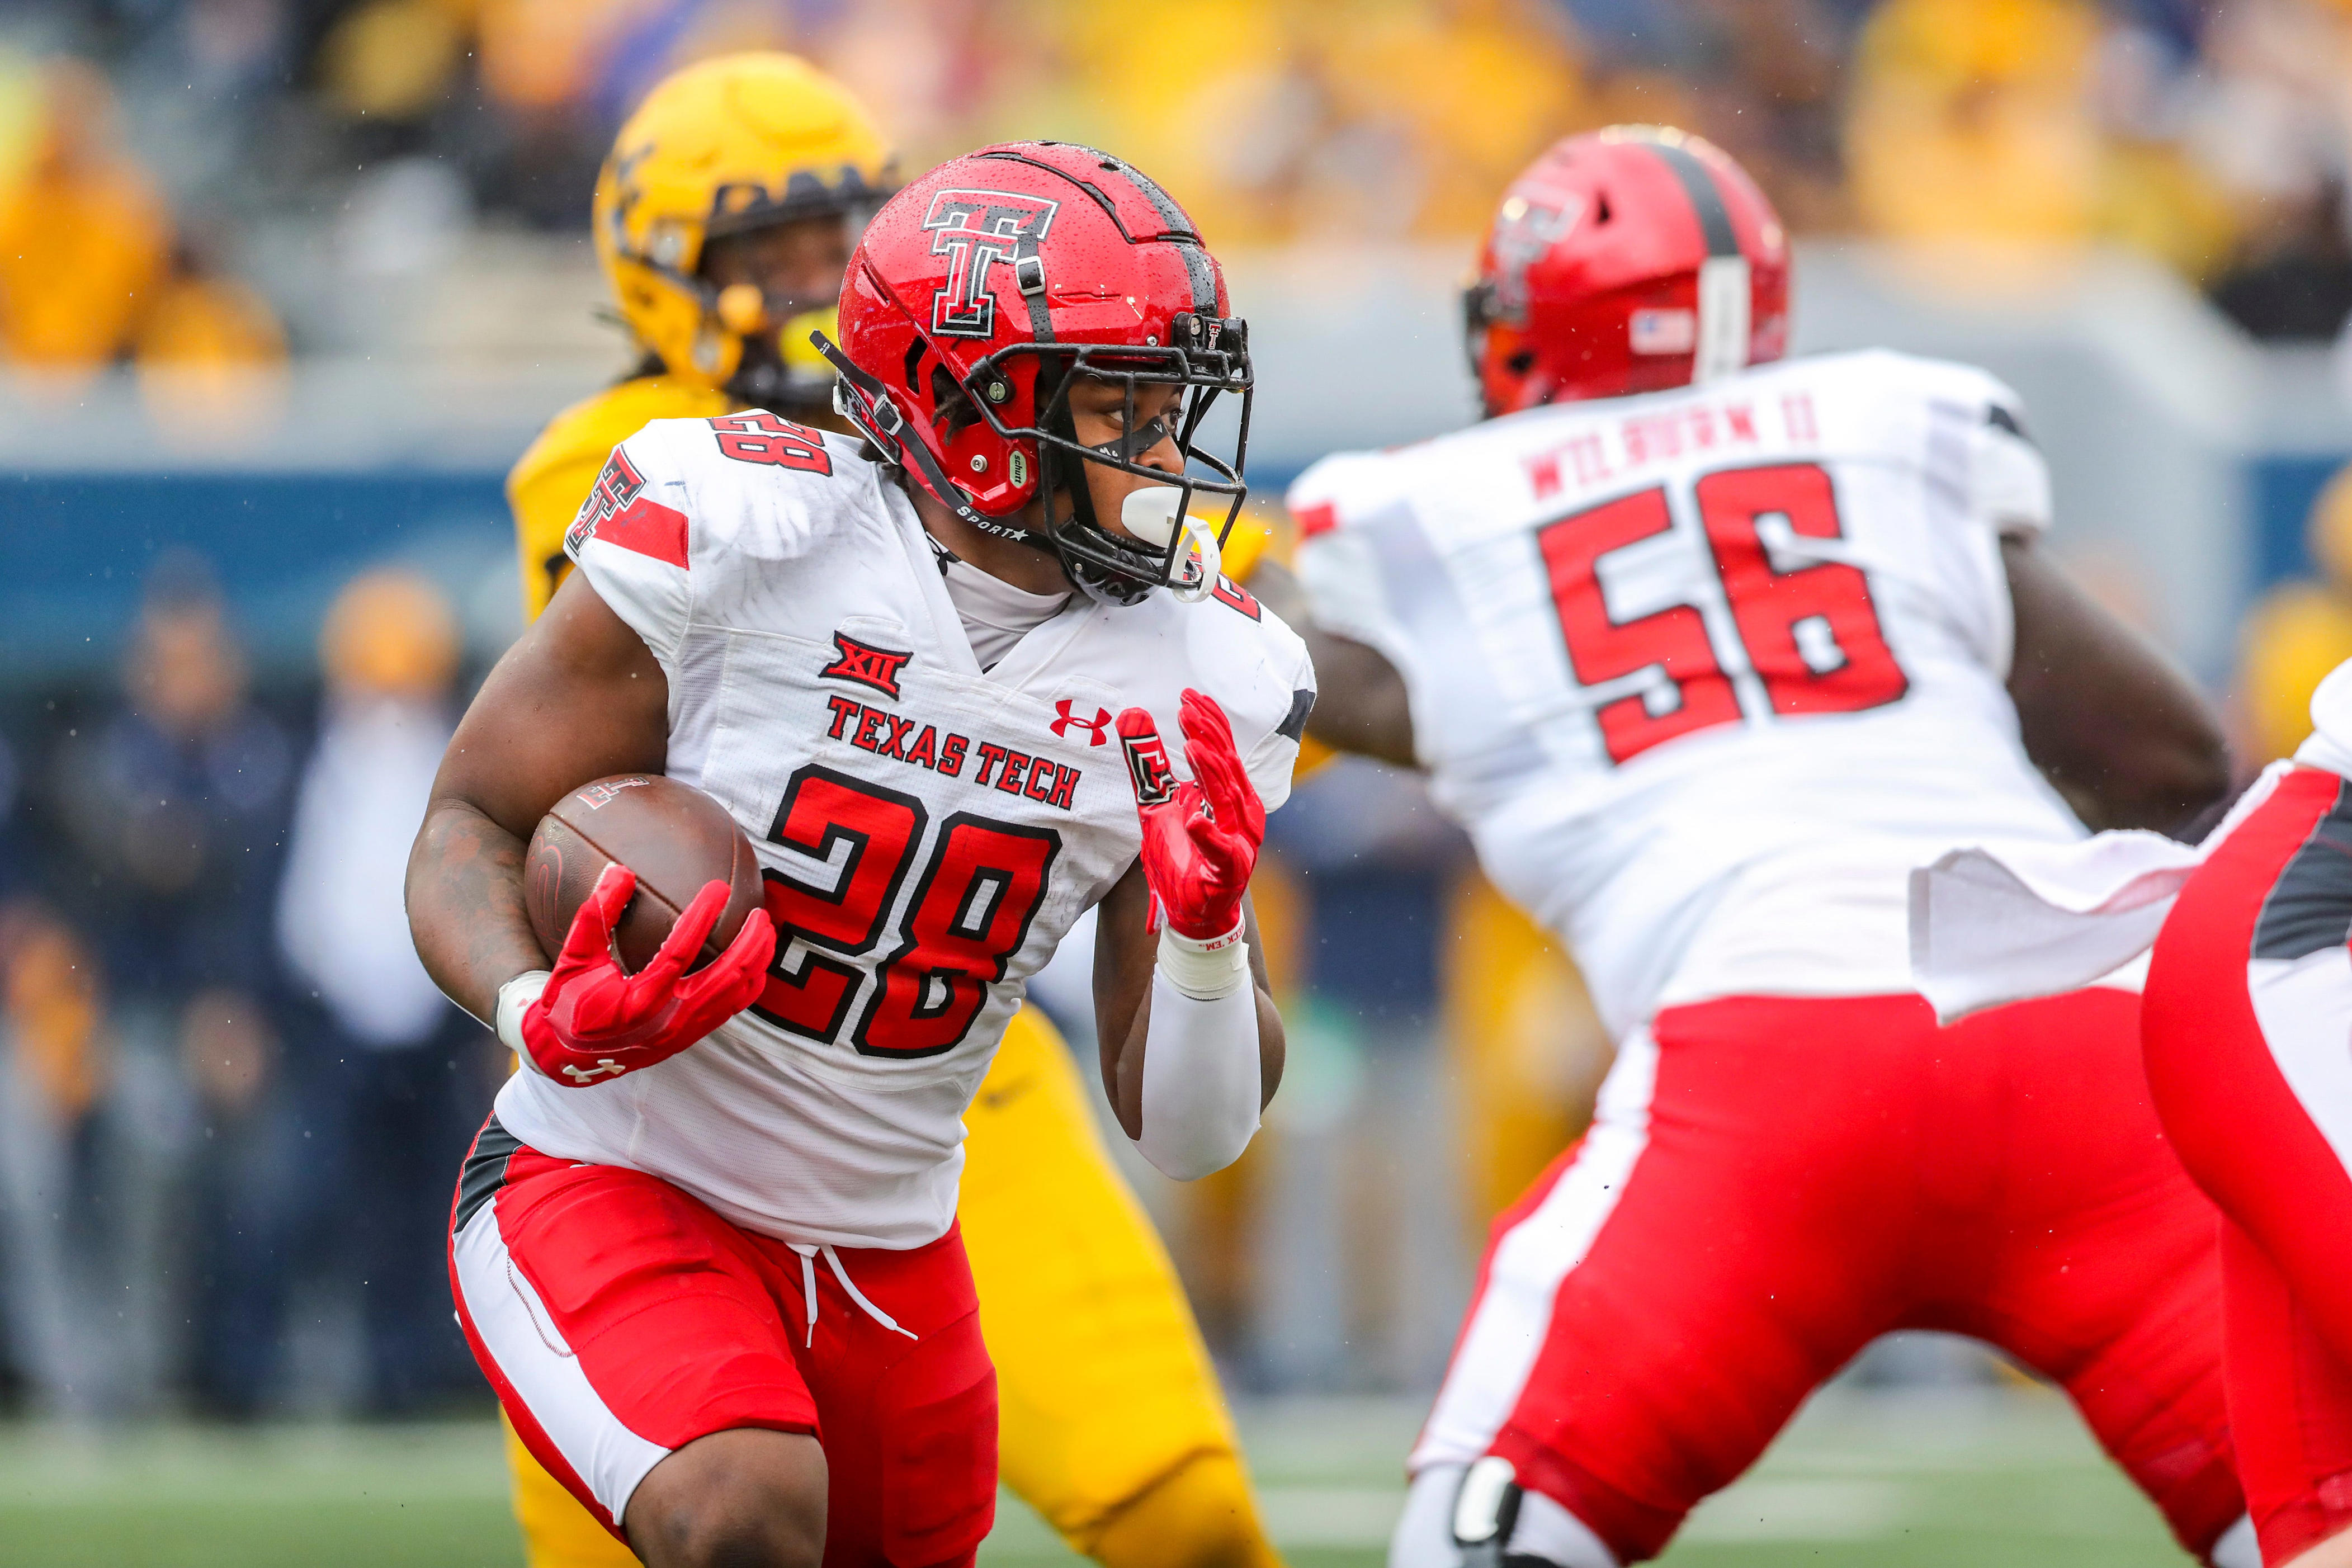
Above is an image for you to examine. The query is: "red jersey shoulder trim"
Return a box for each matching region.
[594,496,690,569]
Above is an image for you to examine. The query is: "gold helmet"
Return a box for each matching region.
[593,52,894,405]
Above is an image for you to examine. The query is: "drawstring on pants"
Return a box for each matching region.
[788,1243,919,1348]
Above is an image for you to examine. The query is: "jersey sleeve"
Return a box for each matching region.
[509,379,717,625]
[1240,615,1315,814]
[1967,380,2050,539]
[1844,355,2052,679]
[1287,455,1421,701]
[1896,357,2049,539]
[563,421,701,663]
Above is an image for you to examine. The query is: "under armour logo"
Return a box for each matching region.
[562,1060,629,1083]
[1051,700,1112,746]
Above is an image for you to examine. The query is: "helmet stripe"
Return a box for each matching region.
[1646,141,1739,259]
[1101,155,1196,238]
[972,146,1216,323]
[1646,139,1749,381]
[1095,157,1217,315]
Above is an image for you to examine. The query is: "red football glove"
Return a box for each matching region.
[1116,688,1267,941]
[521,864,776,1088]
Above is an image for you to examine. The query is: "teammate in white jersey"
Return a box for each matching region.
[407,143,1311,1568]
[1261,126,2266,1567]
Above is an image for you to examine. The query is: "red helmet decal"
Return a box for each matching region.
[1487,192,1582,326]
[921,189,1060,339]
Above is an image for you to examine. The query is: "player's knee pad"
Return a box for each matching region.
[1391,1459,1618,1568]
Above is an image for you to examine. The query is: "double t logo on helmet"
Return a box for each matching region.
[922,190,1061,340]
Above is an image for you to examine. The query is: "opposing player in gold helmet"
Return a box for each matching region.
[513,52,893,618]
[503,52,1284,1568]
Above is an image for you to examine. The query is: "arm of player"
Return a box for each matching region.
[1250,558,1416,767]
[1092,692,1286,1181]
[405,571,772,1071]
[2004,535,2231,838]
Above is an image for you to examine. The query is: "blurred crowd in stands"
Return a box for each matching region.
[0,560,496,1419]
[6,0,2352,382]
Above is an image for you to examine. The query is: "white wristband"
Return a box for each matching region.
[497,970,551,1059]
[1155,919,1250,1001]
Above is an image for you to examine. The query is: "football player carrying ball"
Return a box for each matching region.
[421,133,1312,1568]
[498,55,1294,1568]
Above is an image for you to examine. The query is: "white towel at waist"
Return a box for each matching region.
[1908,762,2291,1022]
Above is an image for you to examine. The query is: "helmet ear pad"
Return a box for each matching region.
[928,354,1047,514]
[603,253,743,388]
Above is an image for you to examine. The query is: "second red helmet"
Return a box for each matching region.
[1466,126,1790,415]
[816,141,1252,606]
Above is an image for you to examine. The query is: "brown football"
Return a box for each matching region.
[523,774,765,975]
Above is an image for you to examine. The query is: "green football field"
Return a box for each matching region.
[0,1388,2207,1567]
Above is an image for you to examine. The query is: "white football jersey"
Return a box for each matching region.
[1291,350,2084,1040]
[495,412,1312,1249]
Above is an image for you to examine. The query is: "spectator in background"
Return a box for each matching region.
[2238,463,2352,762]
[0,725,103,1412]
[0,48,285,410]
[0,55,171,376]
[1847,0,2107,250]
[1845,0,2236,284]
[0,900,106,1415]
[2190,0,2352,338]
[275,568,486,1415]
[46,555,293,1413]
[133,249,288,441]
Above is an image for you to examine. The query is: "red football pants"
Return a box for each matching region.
[1415,988,2241,1564]
[447,1119,998,1568]
[2146,765,2352,1565]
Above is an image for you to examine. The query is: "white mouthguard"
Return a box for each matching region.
[1122,485,1183,545]
[1118,488,1221,602]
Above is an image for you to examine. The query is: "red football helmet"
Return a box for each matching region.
[814,141,1252,606]
[1465,125,1789,415]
